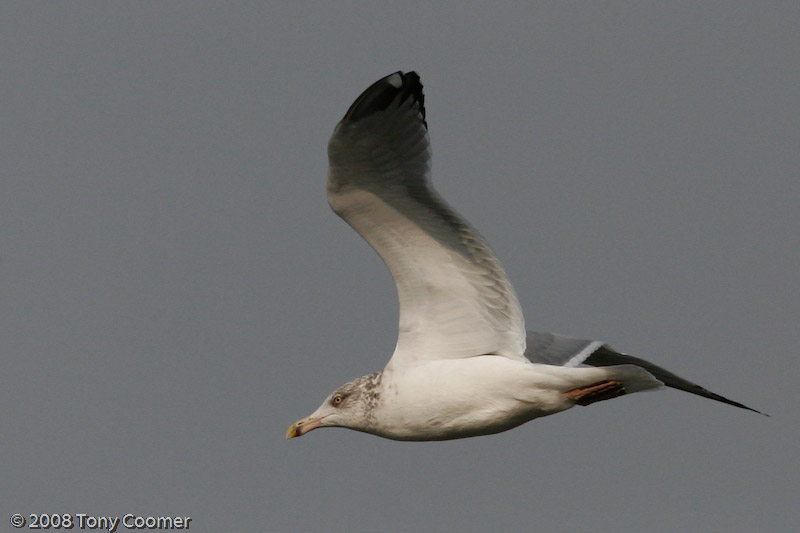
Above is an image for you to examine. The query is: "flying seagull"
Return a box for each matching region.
[287,71,763,442]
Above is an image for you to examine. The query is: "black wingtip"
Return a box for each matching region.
[343,71,426,126]
[710,394,769,417]
[585,345,769,416]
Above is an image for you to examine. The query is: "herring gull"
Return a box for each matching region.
[286,71,763,442]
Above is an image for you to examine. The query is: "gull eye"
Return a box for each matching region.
[331,393,344,406]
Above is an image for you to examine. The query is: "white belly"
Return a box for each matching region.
[369,357,573,441]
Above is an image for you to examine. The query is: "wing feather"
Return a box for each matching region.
[327,72,526,365]
[525,331,764,414]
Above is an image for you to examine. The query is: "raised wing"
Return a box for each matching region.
[525,330,764,414]
[327,72,526,365]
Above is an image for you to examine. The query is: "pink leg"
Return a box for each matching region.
[564,381,626,406]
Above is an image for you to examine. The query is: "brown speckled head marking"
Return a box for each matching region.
[331,371,384,428]
[359,371,383,424]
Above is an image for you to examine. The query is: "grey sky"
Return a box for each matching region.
[3,3,798,532]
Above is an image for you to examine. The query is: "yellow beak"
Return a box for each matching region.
[286,423,300,439]
[286,416,326,439]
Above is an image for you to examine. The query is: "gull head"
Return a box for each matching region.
[286,372,383,439]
